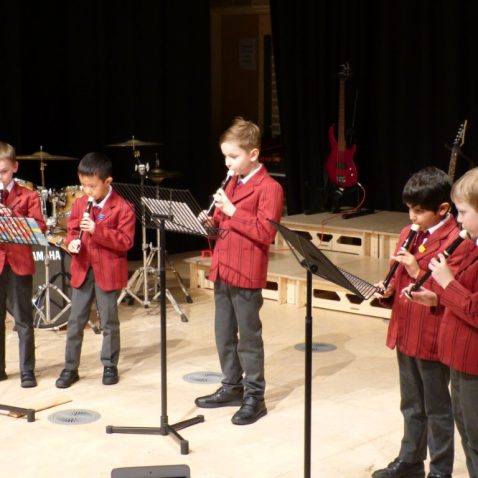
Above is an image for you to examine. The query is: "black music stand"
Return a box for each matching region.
[269,220,377,478]
[0,211,48,422]
[106,191,219,455]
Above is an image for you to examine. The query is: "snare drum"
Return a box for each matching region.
[56,185,85,230]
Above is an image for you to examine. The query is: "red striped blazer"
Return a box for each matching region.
[66,190,135,291]
[386,217,469,360]
[0,182,46,275]
[438,244,478,375]
[208,166,283,289]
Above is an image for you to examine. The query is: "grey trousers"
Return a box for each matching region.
[397,350,454,475]
[64,268,120,370]
[0,265,35,372]
[214,278,265,398]
[451,367,478,478]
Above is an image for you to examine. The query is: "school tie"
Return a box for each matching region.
[2,189,9,204]
[412,230,429,254]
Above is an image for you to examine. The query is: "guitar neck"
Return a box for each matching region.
[337,79,346,151]
[448,149,458,180]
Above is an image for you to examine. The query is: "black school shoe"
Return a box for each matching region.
[20,371,37,388]
[195,386,244,408]
[102,366,119,385]
[0,370,7,381]
[372,458,425,478]
[56,369,80,388]
[231,396,267,425]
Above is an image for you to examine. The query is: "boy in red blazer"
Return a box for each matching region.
[0,141,46,387]
[55,152,135,388]
[373,167,469,478]
[407,167,478,478]
[194,117,283,425]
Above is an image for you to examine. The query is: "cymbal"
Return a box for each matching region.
[106,137,162,148]
[147,168,180,184]
[17,151,77,161]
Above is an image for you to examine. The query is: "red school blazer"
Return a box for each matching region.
[0,182,46,276]
[66,190,136,291]
[208,166,283,290]
[386,217,470,360]
[438,244,478,375]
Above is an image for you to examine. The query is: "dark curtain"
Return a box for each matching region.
[0,1,211,253]
[270,0,478,215]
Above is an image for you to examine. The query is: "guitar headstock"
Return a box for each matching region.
[453,120,468,147]
[337,62,352,80]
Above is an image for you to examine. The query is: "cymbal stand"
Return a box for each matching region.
[116,151,188,322]
[32,159,72,329]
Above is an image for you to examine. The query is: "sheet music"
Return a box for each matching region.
[0,215,48,246]
[141,198,209,236]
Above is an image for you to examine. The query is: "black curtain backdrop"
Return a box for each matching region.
[270,0,478,215]
[0,1,211,254]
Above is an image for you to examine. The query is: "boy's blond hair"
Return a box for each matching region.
[0,142,16,163]
[451,167,478,211]
[219,117,261,152]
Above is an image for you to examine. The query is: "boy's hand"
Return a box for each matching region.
[373,280,394,299]
[198,210,216,228]
[391,250,420,279]
[429,253,455,288]
[80,213,96,234]
[212,188,236,217]
[68,239,81,254]
[401,285,438,306]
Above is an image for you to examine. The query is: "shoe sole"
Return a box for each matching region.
[231,407,268,425]
[195,399,243,409]
[56,377,79,389]
[372,471,424,478]
[21,381,37,388]
[102,378,119,385]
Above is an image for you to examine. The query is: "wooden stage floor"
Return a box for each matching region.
[0,251,469,478]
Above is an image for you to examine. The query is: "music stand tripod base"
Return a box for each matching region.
[106,415,205,455]
[0,404,35,422]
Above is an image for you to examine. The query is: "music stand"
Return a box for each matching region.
[0,210,48,422]
[269,220,377,478]
[106,190,220,454]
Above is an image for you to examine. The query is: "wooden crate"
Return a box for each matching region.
[279,211,408,258]
[185,249,392,320]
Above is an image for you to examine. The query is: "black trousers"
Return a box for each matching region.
[0,264,35,372]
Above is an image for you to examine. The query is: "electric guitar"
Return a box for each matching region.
[326,62,358,188]
[447,120,467,181]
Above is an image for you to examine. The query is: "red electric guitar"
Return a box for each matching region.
[326,62,358,188]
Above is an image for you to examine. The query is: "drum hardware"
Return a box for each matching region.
[110,146,190,317]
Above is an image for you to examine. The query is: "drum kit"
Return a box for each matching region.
[17,137,189,329]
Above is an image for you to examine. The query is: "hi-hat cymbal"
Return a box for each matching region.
[147,168,181,184]
[106,137,162,148]
[17,151,77,161]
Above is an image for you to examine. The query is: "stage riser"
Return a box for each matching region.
[279,211,409,259]
[185,256,391,320]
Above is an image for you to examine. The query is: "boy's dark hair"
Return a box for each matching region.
[78,152,112,180]
[402,166,451,211]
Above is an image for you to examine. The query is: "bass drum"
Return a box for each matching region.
[32,235,72,329]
